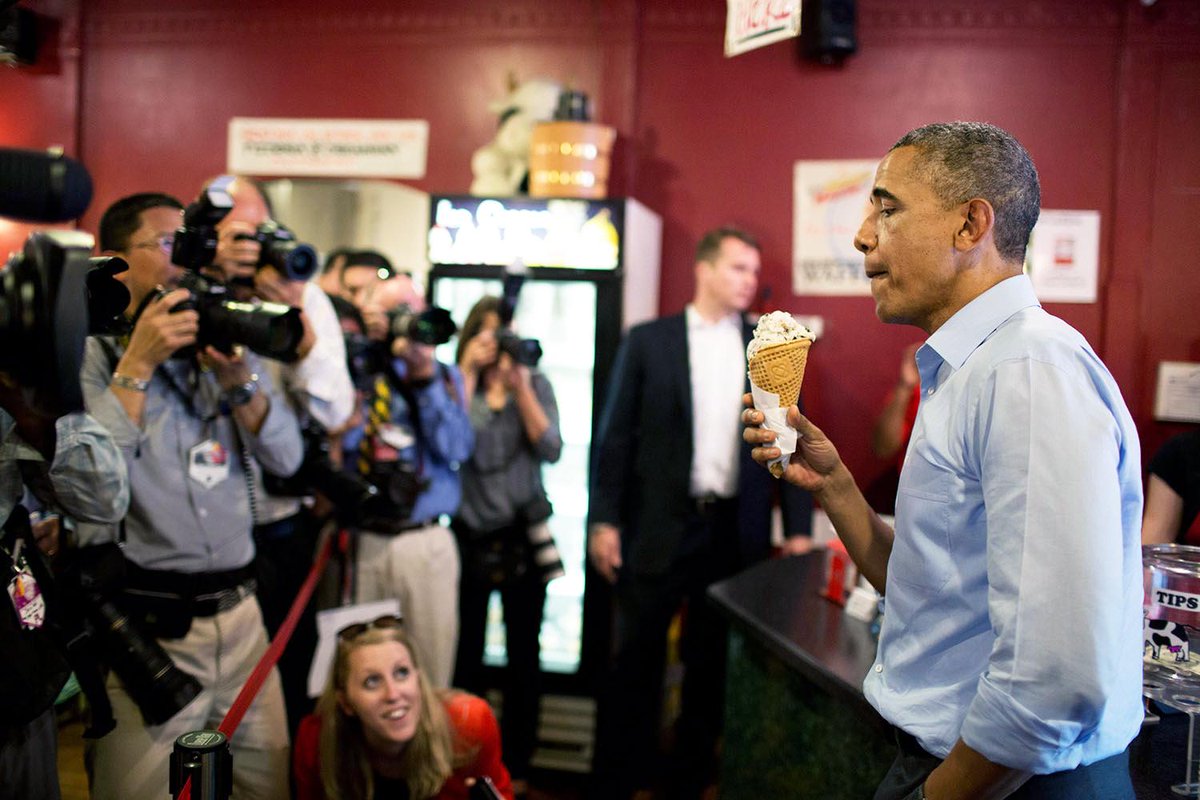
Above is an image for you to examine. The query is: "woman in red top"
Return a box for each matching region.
[293,616,513,800]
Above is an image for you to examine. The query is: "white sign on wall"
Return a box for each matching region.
[725,0,801,57]
[228,118,429,179]
[793,159,877,296]
[1025,209,1100,304]
[1154,361,1200,423]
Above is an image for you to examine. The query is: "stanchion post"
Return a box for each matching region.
[170,730,232,800]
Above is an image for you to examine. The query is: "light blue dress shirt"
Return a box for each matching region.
[863,275,1144,773]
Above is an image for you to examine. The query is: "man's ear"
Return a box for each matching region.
[955,198,995,253]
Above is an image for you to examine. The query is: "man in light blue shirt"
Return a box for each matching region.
[744,122,1142,799]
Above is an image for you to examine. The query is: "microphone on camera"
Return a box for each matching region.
[0,147,93,222]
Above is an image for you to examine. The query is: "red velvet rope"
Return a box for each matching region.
[179,531,335,800]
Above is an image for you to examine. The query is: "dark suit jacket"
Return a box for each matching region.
[590,312,813,576]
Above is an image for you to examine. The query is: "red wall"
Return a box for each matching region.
[4,0,1199,487]
[0,0,81,252]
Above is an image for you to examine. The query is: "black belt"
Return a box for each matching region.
[124,561,256,618]
[690,493,736,515]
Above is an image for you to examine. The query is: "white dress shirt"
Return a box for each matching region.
[685,305,745,498]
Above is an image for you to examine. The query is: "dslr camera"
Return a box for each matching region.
[496,268,542,367]
[384,304,457,349]
[234,220,318,282]
[165,177,305,362]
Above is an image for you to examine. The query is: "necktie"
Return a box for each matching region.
[358,374,391,476]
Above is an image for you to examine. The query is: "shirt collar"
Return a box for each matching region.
[923,274,1040,372]
[686,304,741,331]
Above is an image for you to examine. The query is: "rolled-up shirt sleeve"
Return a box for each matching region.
[959,356,1140,771]
[47,412,130,523]
[284,283,355,432]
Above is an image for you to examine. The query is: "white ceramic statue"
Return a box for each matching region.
[470,78,562,196]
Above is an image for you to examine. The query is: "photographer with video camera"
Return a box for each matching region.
[452,290,562,797]
[0,147,133,800]
[208,176,356,735]
[344,281,473,691]
[80,191,303,800]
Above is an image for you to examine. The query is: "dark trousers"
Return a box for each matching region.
[454,566,547,782]
[591,499,740,800]
[253,509,320,738]
[874,728,1135,800]
[0,707,60,800]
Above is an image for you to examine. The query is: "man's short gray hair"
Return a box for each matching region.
[892,122,1040,264]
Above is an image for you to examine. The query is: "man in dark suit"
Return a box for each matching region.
[588,227,814,799]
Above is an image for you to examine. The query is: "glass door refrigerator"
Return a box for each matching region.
[427,195,660,769]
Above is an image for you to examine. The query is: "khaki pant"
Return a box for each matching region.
[86,596,289,800]
[355,523,460,688]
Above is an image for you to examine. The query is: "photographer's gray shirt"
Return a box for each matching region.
[80,337,303,573]
[0,409,130,528]
[459,371,561,532]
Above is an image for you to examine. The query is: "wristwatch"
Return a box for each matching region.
[224,376,259,407]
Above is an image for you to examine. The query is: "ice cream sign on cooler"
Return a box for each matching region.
[427,197,621,270]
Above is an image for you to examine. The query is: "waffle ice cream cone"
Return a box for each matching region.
[747,311,816,478]
[748,339,812,412]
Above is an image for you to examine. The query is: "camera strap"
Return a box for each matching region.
[377,361,429,477]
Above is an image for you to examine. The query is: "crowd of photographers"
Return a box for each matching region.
[0,168,550,800]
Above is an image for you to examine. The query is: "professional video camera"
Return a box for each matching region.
[166,177,305,362]
[496,265,542,367]
[0,148,132,412]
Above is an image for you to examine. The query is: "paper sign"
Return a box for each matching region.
[725,0,801,57]
[1154,361,1200,423]
[793,159,877,296]
[1025,209,1100,303]
[229,118,429,179]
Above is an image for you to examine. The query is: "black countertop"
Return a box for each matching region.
[708,551,879,710]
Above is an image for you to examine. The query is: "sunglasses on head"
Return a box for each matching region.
[337,613,404,641]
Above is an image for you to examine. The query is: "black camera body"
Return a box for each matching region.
[236,221,317,282]
[497,330,543,367]
[385,304,458,348]
[162,179,305,363]
[170,177,233,273]
[161,271,304,363]
[261,420,387,526]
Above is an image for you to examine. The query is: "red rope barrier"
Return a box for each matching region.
[179,531,336,800]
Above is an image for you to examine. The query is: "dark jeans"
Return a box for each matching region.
[253,509,320,738]
[874,728,1135,800]
[590,498,740,800]
[454,564,547,782]
[0,707,60,800]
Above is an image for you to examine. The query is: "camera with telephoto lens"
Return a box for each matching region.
[261,419,388,526]
[234,220,317,282]
[55,543,202,727]
[0,230,131,413]
[496,266,542,367]
[166,177,305,362]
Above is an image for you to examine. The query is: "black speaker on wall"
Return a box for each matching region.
[802,0,857,63]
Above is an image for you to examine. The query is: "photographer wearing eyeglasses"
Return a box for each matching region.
[80,192,304,800]
[342,281,473,691]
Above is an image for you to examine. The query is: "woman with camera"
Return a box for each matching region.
[452,296,563,797]
[293,616,513,799]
